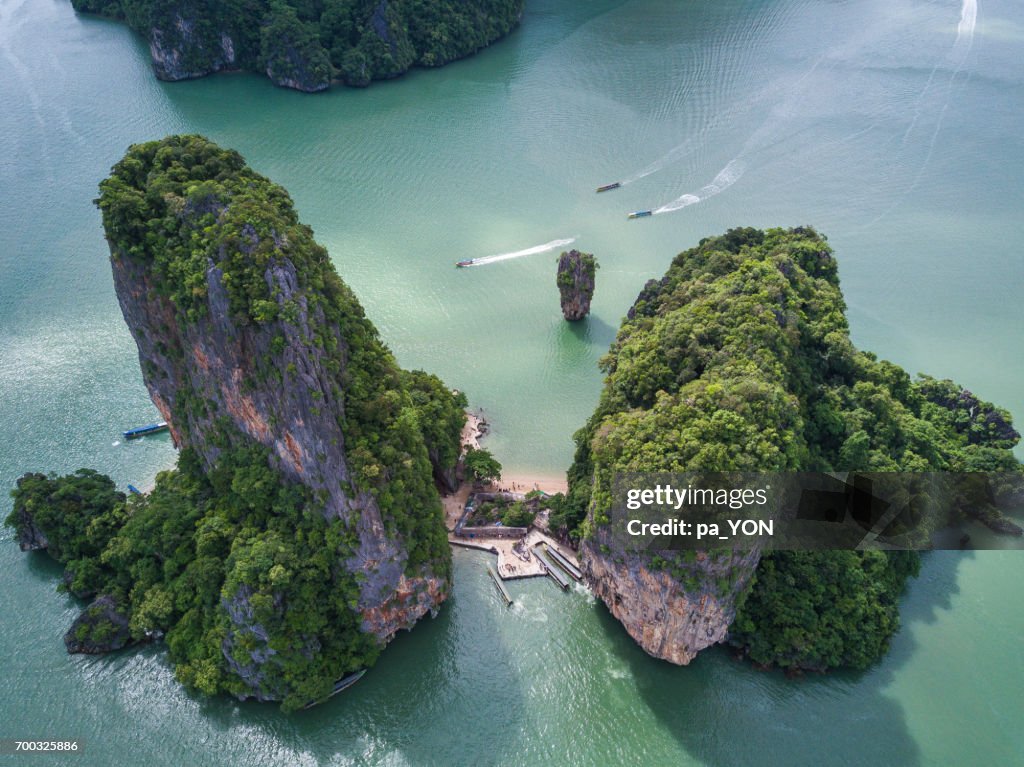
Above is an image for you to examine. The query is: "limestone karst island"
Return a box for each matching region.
[2,0,1021,765]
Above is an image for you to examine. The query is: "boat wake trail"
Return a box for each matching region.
[654,160,745,214]
[622,143,699,186]
[955,0,977,54]
[859,0,978,230]
[468,237,577,267]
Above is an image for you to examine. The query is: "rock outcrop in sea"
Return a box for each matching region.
[148,11,237,82]
[64,595,132,654]
[5,135,464,710]
[7,480,50,551]
[556,250,597,321]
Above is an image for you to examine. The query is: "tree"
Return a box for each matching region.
[501,501,535,528]
[463,448,502,484]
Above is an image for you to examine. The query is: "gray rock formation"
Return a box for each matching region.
[9,503,49,551]
[556,250,597,321]
[110,222,447,645]
[580,528,759,664]
[149,14,236,81]
[64,595,132,654]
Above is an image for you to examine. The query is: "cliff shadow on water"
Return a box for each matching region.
[550,313,617,371]
[178,548,528,766]
[560,313,617,345]
[598,549,972,767]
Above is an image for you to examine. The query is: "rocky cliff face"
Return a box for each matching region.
[82,135,462,705]
[108,143,449,646]
[8,500,49,551]
[112,253,445,642]
[264,46,331,92]
[580,530,759,664]
[149,14,236,81]
[556,250,597,321]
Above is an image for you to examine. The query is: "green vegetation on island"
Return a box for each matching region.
[464,495,536,528]
[463,447,502,484]
[70,0,524,90]
[566,226,1021,671]
[6,135,464,710]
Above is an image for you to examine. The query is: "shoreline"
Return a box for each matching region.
[493,472,568,495]
[444,410,574,581]
[462,411,568,494]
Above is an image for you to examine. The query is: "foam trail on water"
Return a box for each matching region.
[654,160,745,214]
[468,237,577,266]
[623,143,698,186]
[860,0,978,231]
[955,0,977,52]
[620,53,829,187]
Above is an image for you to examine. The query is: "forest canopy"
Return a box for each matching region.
[70,0,524,89]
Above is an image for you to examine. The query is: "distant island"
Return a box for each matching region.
[554,227,1022,672]
[70,0,524,91]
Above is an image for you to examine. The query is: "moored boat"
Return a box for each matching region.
[596,182,621,193]
[123,421,169,439]
[303,669,367,709]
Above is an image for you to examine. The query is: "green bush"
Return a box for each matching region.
[464,447,502,483]
[501,501,535,528]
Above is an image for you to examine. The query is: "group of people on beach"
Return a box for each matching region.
[495,481,534,493]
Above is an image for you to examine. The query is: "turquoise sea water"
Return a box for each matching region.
[1,0,1022,764]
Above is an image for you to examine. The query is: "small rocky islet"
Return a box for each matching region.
[556,249,598,321]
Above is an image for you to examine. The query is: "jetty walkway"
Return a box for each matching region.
[448,527,582,583]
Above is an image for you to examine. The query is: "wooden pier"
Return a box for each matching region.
[486,564,513,605]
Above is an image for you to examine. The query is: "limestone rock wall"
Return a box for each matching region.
[580,529,759,663]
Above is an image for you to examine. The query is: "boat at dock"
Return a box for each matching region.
[596,182,621,193]
[628,210,653,219]
[122,421,169,439]
[455,259,475,268]
[302,669,367,709]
